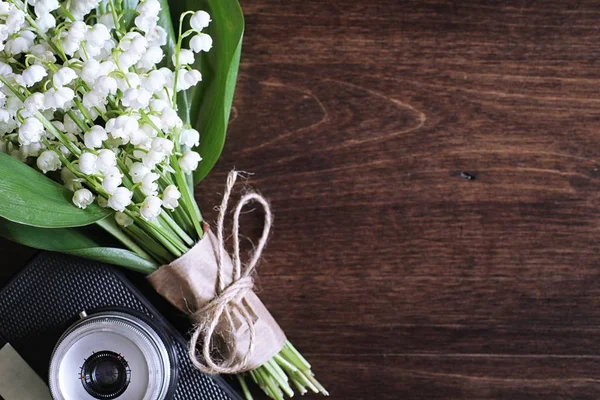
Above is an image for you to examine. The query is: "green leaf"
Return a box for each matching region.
[0,153,111,228]
[179,0,244,183]
[0,218,158,273]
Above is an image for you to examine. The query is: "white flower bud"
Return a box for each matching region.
[146,25,167,47]
[82,90,107,109]
[142,149,166,169]
[106,115,139,143]
[151,137,174,155]
[86,23,111,48]
[190,33,212,53]
[6,8,25,35]
[190,10,211,31]
[162,184,181,210]
[53,67,77,87]
[96,149,117,172]
[129,162,151,183]
[36,150,61,173]
[173,49,194,65]
[5,31,35,55]
[136,46,164,71]
[35,12,56,32]
[107,187,133,212]
[160,107,182,130]
[140,172,160,196]
[83,125,108,149]
[184,69,202,87]
[101,166,122,194]
[178,150,201,173]
[93,75,117,95]
[22,65,47,87]
[143,69,167,93]
[81,59,100,84]
[72,188,94,209]
[114,211,133,227]
[18,118,45,145]
[121,88,151,109]
[79,152,98,175]
[180,128,200,147]
[24,93,45,113]
[140,195,162,220]
[150,99,168,112]
[44,87,75,109]
[21,142,44,158]
[98,12,115,30]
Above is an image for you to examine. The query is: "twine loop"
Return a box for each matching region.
[188,170,272,374]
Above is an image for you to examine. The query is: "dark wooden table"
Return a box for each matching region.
[5,1,600,399]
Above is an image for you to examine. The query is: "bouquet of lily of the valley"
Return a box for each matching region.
[0,0,328,399]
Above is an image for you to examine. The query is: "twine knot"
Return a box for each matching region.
[188,170,272,375]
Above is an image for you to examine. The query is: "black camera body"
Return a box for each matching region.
[0,252,241,400]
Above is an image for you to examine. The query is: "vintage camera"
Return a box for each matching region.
[0,253,241,400]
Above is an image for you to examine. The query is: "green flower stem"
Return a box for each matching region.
[159,211,194,247]
[171,156,204,239]
[124,224,172,265]
[96,217,156,268]
[236,375,253,400]
[66,110,91,133]
[126,211,183,258]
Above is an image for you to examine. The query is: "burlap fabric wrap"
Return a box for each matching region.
[147,171,287,374]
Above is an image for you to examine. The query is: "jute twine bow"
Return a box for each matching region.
[188,170,272,374]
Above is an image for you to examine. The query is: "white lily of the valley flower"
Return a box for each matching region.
[141,172,160,196]
[136,46,164,71]
[53,67,77,87]
[22,65,47,87]
[96,148,117,172]
[121,88,151,109]
[36,13,56,33]
[36,150,61,173]
[24,93,45,113]
[190,33,212,53]
[190,10,211,31]
[107,187,133,212]
[151,137,174,155]
[93,75,117,95]
[81,58,101,84]
[83,126,108,149]
[180,128,200,147]
[101,166,122,194]
[44,87,75,109]
[78,152,98,175]
[162,184,181,210]
[129,162,151,183]
[140,195,162,220]
[160,107,182,130]
[173,49,194,65]
[142,149,166,169]
[105,115,139,143]
[72,188,94,209]
[18,118,45,145]
[178,150,201,173]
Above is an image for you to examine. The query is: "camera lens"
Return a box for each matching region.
[81,351,130,399]
[49,310,176,400]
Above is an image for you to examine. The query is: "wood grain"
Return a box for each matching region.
[4,1,600,398]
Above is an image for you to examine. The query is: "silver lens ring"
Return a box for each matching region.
[49,311,172,400]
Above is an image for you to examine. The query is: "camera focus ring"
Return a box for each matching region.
[81,350,131,399]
